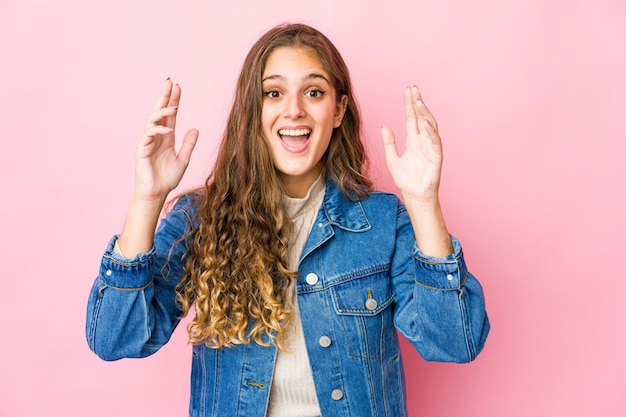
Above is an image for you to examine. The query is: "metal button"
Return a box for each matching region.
[305,273,319,285]
[331,389,344,400]
[105,270,112,276]
[319,336,331,348]
[447,274,454,281]
[365,298,378,311]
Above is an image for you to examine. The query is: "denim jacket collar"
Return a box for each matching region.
[321,180,372,232]
[300,180,372,266]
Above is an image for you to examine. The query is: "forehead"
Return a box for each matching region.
[262,46,329,79]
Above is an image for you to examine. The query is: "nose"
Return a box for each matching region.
[284,94,305,119]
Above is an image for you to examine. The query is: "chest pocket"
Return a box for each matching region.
[330,267,395,359]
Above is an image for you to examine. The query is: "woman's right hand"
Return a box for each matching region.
[134,78,199,202]
[117,79,198,258]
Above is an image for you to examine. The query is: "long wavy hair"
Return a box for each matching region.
[175,23,372,350]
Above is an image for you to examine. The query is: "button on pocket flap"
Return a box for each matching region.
[330,272,394,316]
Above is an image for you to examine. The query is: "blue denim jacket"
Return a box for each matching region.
[86,180,489,417]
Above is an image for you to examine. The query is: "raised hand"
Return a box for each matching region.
[118,79,198,258]
[381,86,452,257]
[381,85,443,204]
[134,78,199,201]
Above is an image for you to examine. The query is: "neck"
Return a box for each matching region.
[280,165,323,198]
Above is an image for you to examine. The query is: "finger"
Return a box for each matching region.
[424,118,442,146]
[168,83,182,108]
[406,86,427,132]
[404,87,419,135]
[164,83,183,130]
[381,124,399,168]
[152,78,174,112]
[412,86,438,131]
[144,125,174,137]
[177,129,199,166]
[145,106,178,128]
[412,86,442,146]
[411,87,429,135]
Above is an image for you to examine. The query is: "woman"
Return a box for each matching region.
[86,23,489,417]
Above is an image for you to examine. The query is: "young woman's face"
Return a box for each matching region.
[261,46,347,198]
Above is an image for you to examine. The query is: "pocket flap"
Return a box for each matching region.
[330,271,394,316]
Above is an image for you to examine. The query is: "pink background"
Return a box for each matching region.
[1,0,625,416]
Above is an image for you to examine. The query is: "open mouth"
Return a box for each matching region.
[278,128,312,153]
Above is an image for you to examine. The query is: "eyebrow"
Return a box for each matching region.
[262,73,331,84]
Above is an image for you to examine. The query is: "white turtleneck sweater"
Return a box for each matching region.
[266,175,325,417]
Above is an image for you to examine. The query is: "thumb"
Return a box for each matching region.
[381,124,399,168]
[178,128,199,166]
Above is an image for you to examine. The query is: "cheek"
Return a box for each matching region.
[260,110,273,133]
[313,106,334,128]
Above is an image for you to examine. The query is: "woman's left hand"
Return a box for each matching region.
[381,86,443,204]
[382,86,453,257]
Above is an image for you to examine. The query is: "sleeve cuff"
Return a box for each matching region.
[412,235,468,290]
[99,235,156,289]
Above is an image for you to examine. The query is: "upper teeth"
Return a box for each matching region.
[279,128,311,136]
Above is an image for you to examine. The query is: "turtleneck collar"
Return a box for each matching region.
[282,174,326,220]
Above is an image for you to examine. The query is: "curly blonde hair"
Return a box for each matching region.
[175,23,372,350]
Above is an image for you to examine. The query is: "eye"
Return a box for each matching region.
[306,89,325,98]
[264,90,280,99]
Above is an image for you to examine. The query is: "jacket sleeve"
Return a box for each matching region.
[85,198,194,361]
[391,202,490,363]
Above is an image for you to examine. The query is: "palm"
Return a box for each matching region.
[382,86,443,202]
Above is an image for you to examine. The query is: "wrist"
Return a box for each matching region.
[402,193,441,211]
[402,195,453,258]
[130,191,168,209]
